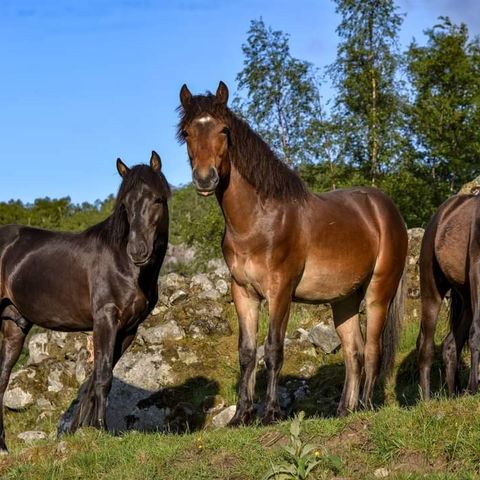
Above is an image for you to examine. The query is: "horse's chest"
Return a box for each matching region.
[227,251,265,295]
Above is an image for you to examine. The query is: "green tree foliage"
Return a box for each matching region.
[233,18,329,165]
[405,17,480,193]
[168,185,223,261]
[328,0,404,184]
[0,196,114,232]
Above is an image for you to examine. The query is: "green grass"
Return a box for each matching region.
[3,396,480,479]
[3,295,479,479]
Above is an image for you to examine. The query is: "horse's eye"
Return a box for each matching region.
[221,127,230,135]
[182,129,188,138]
[154,198,163,204]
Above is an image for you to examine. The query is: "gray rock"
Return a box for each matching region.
[114,349,174,391]
[198,288,222,301]
[278,385,292,409]
[47,369,64,393]
[36,397,54,411]
[215,279,229,296]
[169,290,188,305]
[292,328,310,342]
[27,333,50,365]
[163,272,187,290]
[122,405,170,432]
[4,387,33,410]
[212,405,237,428]
[139,320,185,344]
[163,244,197,271]
[50,332,68,348]
[188,325,204,339]
[190,273,214,292]
[75,348,92,384]
[177,348,198,365]
[207,258,225,271]
[17,430,47,442]
[308,322,341,354]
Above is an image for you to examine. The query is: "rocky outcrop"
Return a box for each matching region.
[459,175,480,194]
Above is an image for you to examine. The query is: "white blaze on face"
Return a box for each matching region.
[195,115,214,124]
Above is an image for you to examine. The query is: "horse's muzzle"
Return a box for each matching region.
[192,167,219,195]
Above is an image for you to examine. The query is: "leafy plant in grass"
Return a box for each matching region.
[263,411,335,480]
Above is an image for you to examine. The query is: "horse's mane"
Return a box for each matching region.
[85,165,171,248]
[177,93,308,202]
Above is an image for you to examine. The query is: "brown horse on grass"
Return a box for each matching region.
[0,152,170,452]
[417,192,480,399]
[177,81,408,425]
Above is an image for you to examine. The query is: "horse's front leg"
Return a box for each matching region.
[262,284,292,425]
[71,305,121,431]
[228,280,260,426]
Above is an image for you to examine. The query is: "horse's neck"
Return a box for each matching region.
[218,164,265,236]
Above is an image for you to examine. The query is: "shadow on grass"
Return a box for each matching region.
[250,360,386,420]
[394,345,470,407]
[59,375,219,435]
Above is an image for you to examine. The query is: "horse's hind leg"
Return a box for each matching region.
[442,294,470,395]
[469,263,480,393]
[418,255,449,401]
[332,293,363,416]
[0,308,31,452]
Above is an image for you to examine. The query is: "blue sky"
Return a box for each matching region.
[0,0,479,203]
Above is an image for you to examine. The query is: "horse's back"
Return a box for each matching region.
[425,194,477,287]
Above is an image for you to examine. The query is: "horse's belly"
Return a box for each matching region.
[294,261,371,303]
[5,251,93,331]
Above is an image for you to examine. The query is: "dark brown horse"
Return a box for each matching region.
[417,192,480,399]
[177,81,407,425]
[0,152,170,452]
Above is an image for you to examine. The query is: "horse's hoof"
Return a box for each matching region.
[228,409,254,427]
[262,408,282,425]
[336,406,349,418]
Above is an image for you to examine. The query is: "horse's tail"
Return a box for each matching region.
[380,265,406,378]
[448,288,464,332]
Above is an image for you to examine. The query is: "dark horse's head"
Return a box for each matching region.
[115,151,170,266]
[177,81,231,196]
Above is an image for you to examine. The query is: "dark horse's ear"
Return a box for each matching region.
[215,81,229,105]
[180,84,192,108]
[116,158,129,178]
[150,150,162,173]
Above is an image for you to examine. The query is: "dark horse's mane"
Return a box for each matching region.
[177,93,308,202]
[85,165,171,247]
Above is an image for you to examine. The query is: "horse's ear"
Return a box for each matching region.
[116,158,129,178]
[180,84,192,108]
[150,150,162,173]
[215,81,229,105]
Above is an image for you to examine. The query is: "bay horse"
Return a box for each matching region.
[177,81,407,425]
[0,151,170,452]
[417,192,480,399]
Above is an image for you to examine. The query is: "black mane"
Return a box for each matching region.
[177,94,308,202]
[85,164,171,247]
